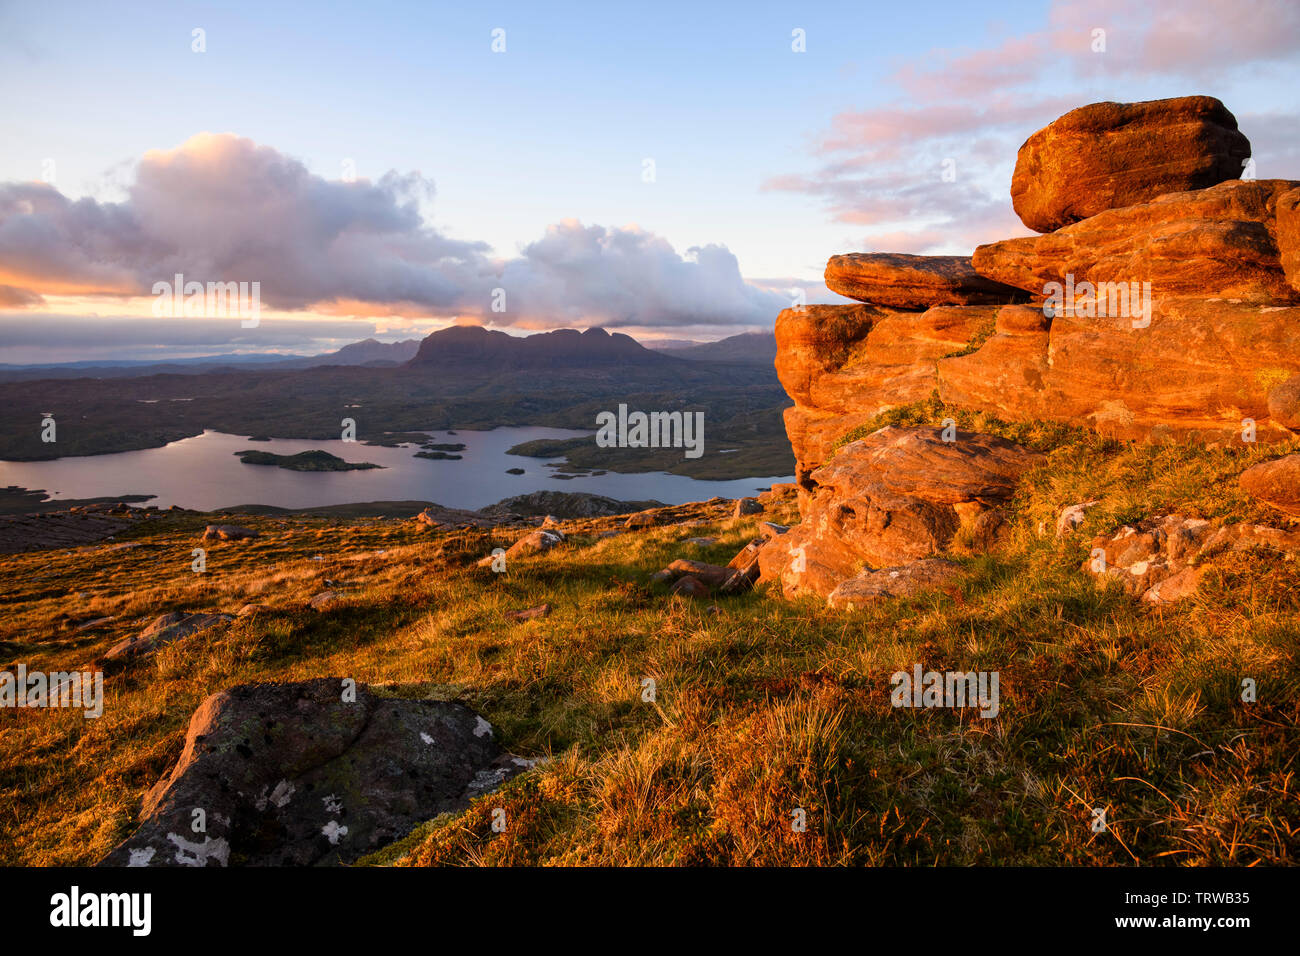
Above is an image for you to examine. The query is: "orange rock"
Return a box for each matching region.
[758,426,1040,599]
[1010,96,1251,233]
[975,179,1300,304]
[774,303,886,405]
[825,253,1027,308]
[939,297,1300,442]
[1278,185,1300,293]
[1240,455,1300,517]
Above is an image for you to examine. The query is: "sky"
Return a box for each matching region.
[1,0,1298,362]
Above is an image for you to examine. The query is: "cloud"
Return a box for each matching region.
[0,133,784,332]
[765,0,1300,255]
[497,220,788,328]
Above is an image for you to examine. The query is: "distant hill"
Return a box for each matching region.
[408,326,674,370]
[0,338,423,382]
[654,331,777,365]
[274,338,421,368]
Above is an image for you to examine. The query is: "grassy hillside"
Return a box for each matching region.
[1,409,1297,866]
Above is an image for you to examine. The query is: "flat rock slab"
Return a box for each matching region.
[825,253,1028,309]
[974,179,1300,303]
[101,679,527,867]
[0,510,139,555]
[827,559,964,610]
[1011,96,1251,232]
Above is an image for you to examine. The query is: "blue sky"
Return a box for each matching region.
[1,0,1298,360]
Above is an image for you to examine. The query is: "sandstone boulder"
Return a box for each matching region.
[651,559,737,590]
[101,679,527,867]
[670,575,710,599]
[825,253,1028,308]
[758,426,1041,599]
[826,559,964,610]
[99,612,232,667]
[938,297,1300,442]
[776,303,1000,480]
[476,528,564,568]
[1239,455,1300,517]
[1268,375,1300,431]
[1278,186,1300,292]
[774,304,888,405]
[1010,96,1251,233]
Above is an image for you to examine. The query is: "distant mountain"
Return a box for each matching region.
[641,337,705,350]
[0,338,423,382]
[274,338,421,368]
[654,331,777,365]
[409,326,673,370]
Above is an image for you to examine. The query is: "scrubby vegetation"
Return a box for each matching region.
[1,404,1297,866]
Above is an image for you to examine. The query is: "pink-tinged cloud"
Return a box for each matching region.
[766,0,1300,256]
[0,134,786,329]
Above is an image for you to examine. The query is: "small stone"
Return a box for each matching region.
[505,603,551,622]
[669,575,710,599]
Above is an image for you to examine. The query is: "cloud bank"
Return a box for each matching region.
[0,133,788,332]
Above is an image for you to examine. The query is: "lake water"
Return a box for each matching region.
[0,428,794,511]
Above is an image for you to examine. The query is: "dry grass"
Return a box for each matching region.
[1,418,1298,866]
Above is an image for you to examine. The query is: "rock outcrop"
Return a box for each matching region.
[757,426,1041,599]
[1010,96,1252,232]
[766,96,1298,608]
[825,253,1028,308]
[775,98,1300,487]
[975,179,1300,303]
[1083,515,1300,604]
[102,679,529,867]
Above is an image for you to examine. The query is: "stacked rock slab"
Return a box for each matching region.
[778,257,1027,488]
[766,95,1299,607]
[777,96,1300,490]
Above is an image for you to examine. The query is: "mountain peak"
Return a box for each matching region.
[408,326,670,370]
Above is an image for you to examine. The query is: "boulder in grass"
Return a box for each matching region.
[505,603,551,622]
[100,679,531,867]
[99,612,232,667]
[202,524,259,541]
[651,559,737,590]
[669,575,711,599]
[1239,455,1300,517]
